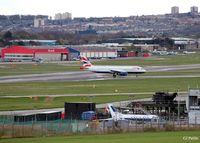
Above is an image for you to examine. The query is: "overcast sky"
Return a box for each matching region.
[0,0,199,18]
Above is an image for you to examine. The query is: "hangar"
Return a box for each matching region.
[71,46,117,59]
[29,46,68,61]
[1,46,69,61]
[1,46,35,61]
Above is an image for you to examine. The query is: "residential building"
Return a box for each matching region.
[54,12,72,20]
[171,6,179,15]
[190,6,198,14]
[34,18,45,27]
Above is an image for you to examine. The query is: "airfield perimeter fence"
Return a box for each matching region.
[1,115,200,138]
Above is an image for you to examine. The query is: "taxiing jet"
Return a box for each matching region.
[107,104,159,122]
[79,56,146,78]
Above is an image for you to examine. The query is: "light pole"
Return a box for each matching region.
[177,88,180,123]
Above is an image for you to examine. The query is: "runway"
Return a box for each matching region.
[0,64,200,83]
[0,71,108,83]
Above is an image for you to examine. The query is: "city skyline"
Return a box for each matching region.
[0,0,200,18]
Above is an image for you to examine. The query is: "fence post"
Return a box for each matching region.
[76,120,78,134]
[11,120,14,138]
[103,120,105,133]
[135,120,137,132]
[142,119,144,131]
[187,117,189,129]
[127,120,130,132]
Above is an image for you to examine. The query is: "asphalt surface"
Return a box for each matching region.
[0,71,108,83]
[0,64,200,83]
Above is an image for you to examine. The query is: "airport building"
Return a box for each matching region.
[1,46,69,61]
[0,45,119,61]
[1,46,35,61]
[171,37,198,50]
[10,40,57,46]
[71,46,117,59]
[68,48,80,60]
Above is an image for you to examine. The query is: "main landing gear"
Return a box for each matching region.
[113,73,117,78]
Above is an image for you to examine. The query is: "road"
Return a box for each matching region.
[0,64,200,83]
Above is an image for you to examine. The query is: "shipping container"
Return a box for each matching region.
[65,102,96,120]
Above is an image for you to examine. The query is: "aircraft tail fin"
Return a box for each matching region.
[79,56,92,69]
[107,104,118,118]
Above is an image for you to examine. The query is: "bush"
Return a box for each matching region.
[164,123,175,131]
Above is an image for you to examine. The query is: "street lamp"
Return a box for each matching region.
[177,88,180,123]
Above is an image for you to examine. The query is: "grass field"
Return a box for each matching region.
[144,68,200,76]
[0,63,80,76]
[0,52,200,76]
[0,53,200,110]
[0,95,144,111]
[1,131,199,143]
[94,52,200,66]
[0,77,199,110]
[0,78,199,97]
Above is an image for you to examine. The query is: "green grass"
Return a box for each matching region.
[0,77,199,110]
[0,63,80,76]
[0,78,199,97]
[0,52,200,76]
[94,52,200,66]
[0,95,144,111]
[1,131,200,143]
[144,68,200,76]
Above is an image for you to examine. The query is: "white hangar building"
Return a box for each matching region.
[70,46,117,59]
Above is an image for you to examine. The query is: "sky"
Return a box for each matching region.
[0,0,199,18]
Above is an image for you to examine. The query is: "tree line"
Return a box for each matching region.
[0,30,175,48]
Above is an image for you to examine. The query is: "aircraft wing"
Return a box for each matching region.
[99,118,113,121]
[110,69,128,76]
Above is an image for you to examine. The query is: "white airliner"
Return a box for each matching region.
[107,104,159,122]
[79,56,146,77]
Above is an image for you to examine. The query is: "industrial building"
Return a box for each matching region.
[187,89,200,124]
[171,37,198,50]
[68,48,80,60]
[1,46,35,61]
[0,44,120,61]
[10,40,57,46]
[1,45,69,61]
[129,92,187,120]
[29,46,69,61]
[71,46,117,59]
